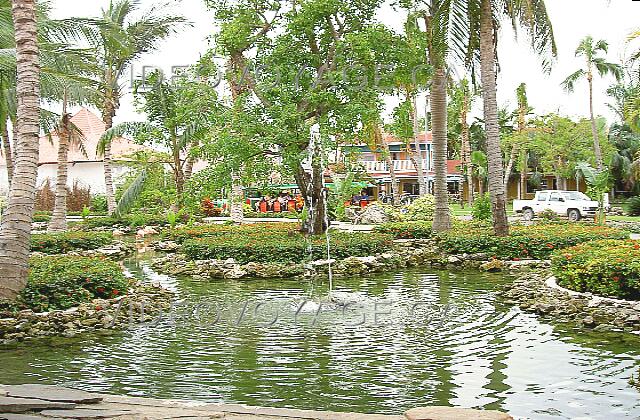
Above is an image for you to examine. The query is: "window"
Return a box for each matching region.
[537,192,549,202]
[549,192,563,202]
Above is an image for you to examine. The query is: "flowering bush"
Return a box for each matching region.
[374,221,433,239]
[164,223,301,243]
[20,256,130,311]
[31,232,114,254]
[437,222,627,260]
[551,240,640,300]
[181,228,393,263]
[403,195,435,221]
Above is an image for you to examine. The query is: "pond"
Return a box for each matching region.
[1,252,639,419]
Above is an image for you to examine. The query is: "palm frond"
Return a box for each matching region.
[114,168,147,218]
[561,69,585,93]
[97,121,153,156]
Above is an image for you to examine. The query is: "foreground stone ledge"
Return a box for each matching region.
[0,385,512,419]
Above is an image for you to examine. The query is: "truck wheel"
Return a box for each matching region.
[568,209,581,222]
[523,208,534,221]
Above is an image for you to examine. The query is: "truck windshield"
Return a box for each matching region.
[563,192,590,201]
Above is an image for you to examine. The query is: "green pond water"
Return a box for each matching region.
[1,252,639,419]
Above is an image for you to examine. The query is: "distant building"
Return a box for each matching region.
[347,132,463,196]
[0,108,148,196]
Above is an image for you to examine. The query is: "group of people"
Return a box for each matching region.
[350,189,371,207]
[256,192,305,213]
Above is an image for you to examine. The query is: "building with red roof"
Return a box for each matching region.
[0,108,149,195]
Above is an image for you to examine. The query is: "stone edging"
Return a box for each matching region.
[546,275,640,305]
[0,384,514,420]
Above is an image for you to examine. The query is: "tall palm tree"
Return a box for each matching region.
[0,0,39,300]
[449,79,475,205]
[87,0,186,214]
[473,0,556,236]
[48,93,89,232]
[562,36,622,171]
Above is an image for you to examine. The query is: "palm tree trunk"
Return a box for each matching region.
[384,152,399,205]
[1,122,14,185]
[409,94,427,195]
[480,0,509,236]
[230,171,244,224]
[588,74,604,171]
[519,148,527,199]
[102,101,117,214]
[431,66,451,232]
[460,93,473,205]
[503,143,518,193]
[49,100,70,232]
[0,0,40,300]
[184,156,195,182]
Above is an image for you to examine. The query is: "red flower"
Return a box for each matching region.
[112,289,119,296]
[95,305,103,311]
[547,243,554,249]
[613,276,620,282]
[97,287,105,294]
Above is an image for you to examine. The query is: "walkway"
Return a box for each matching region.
[0,385,512,420]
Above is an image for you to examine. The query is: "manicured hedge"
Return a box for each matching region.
[164,222,300,243]
[20,256,130,311]
[436,223,628,260]
[181,230,393,263]
[374,221,433,239]
[81,214,169,230]
[552,240,640,300]
[31,232,114,254]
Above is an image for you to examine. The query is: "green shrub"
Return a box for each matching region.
[164,223,300,243]
[403,195,435,221]
[374,221,433,239]
[437,222,627,260]
[181,229,393,263]
[552,239,640,300]
[81,214,168,230]
[627,197,640,216]
[471,193,492,221]
[20,256,130,311]
[538,208,561,221]
[33,214,51,223]
[31,232,114,254]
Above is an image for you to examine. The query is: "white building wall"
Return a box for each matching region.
[0,162,133,196]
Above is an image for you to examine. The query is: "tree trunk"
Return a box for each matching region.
[49,102,70,232]
[431,66,451,232]
[479,0,509,236]
[384,152,399,205]
[229,171,243,224]
[503,143,518,194]
[184,155,195,182]
[409,94,427,196]
[294,160,327,235]
[519,148,527,199]
[1,121,14,185]
[588,74,604,171]
[102,100,117,214]
[460,91,473,205]
[0,0,40,300]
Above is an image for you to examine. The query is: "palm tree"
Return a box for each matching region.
[474,0,556,236]
[48,93,89,232]
[562,36,622,171]
[87,0,187,214]
[449,79,475,205]
[0,0,39,300]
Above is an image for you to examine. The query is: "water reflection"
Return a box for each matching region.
[1,254,639,419]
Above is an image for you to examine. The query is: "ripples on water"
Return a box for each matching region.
[1,254,639,419]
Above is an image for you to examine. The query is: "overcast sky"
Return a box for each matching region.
[51,0,640,126]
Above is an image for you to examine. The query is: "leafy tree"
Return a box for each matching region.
[448,79,476,205]
[608,123,640,195]
[562,36,623,170]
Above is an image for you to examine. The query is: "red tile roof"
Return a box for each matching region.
[38,108,147,164]
[0,108,148,166]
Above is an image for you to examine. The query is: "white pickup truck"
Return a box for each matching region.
[513,190,600,221]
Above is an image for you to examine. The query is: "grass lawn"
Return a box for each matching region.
[608,215,640,222]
